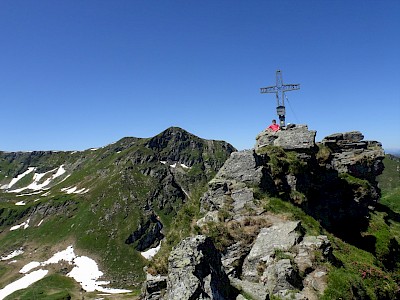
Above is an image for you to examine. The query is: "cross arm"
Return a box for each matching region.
[260,86,278,94]
[282,84,300,91]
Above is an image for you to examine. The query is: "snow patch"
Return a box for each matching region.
[53,165,66,178]
[7,165,67,193]
[20,261,41,274]
[3,167,36,190]
[16,191,43,197]
[0,269,48,300]
[167,162,191,169]
[15,201,26,206]
[1,249,24,261]
[7,246,131,296]
[41,191,51,197]
[10,219,30,231]
[61,186,89,194]
[141,243,161,260]
[43,245,75,265]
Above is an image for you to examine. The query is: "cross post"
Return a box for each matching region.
[260,70,300,127]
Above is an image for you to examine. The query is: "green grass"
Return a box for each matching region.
[377,155,400,213]
[322,237,398,300]
[321,154,400,299]
[4,274,77,300]
[263,196,322,236]
[339,173,370,189]
[258,192,399,299]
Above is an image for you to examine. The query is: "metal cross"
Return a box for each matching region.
[260,70,300,127]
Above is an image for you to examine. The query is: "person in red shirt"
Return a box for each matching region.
[267,119,280,132]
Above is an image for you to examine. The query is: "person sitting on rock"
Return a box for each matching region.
[267,119,280,132]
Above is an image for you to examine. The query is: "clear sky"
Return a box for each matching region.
[1,1,399,152]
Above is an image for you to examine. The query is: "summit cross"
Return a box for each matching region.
[260,70,300,127]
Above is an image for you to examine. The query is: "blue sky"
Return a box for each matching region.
[1,1,399,152]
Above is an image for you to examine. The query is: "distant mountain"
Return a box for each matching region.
[0,127,235,298]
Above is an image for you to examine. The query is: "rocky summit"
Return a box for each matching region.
[142,125,398,300]
[0,125,399,300]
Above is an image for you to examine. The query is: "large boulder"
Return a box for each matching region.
[142,271,168,300]
[242,221,303,282]
[166,235,237,300]
[255,125,316,152]
[213,150,264,186]
[200,150,268,215]
[321,131,384,179]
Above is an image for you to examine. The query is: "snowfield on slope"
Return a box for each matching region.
[1,165,67,194]
[0,245,131,299]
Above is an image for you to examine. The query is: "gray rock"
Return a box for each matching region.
[255,125,316,152]
[213,150,264,186]
[142,272,168,300]
[200,150,266,214]
[166,235,237,300]
[231,188,255,213]
[221,241,252,276]
[343,131,364,142]
[242,221,303,282]
[321,131,385,179]
[263,259,302,298]
[294,235,331,273]
[322,133,343,142]
[230,277,268,300]
[200,180,229,212]
[196,211,220,228]
[301,268,328,299]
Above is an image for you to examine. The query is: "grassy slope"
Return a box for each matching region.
[0,144,147,298]
[0,131,233,299]
[321,154,400,299]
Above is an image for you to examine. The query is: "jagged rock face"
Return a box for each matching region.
[253,128,385,241]
[242,221,303,282]
[211,150,265,185]
[165,235,237,300]
[142,272,168,300]
[321,131,385,180]
[199,150,273,215]
[255,124,316,151]
[142,126,386,300]
[125,213,164,251]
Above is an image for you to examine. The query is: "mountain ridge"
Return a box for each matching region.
[0,126,399,300]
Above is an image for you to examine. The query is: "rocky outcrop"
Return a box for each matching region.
[125,213,164,251]
[321,131,384,179]
[141,126,385,299]
[255,124,316,152]
[165,235,238,300]
[242,221,303,282]
[199,149,270,216]
[254,128,385,241]
[230,220,331,300]
[142,227,331,300]
[142,272,168,300]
